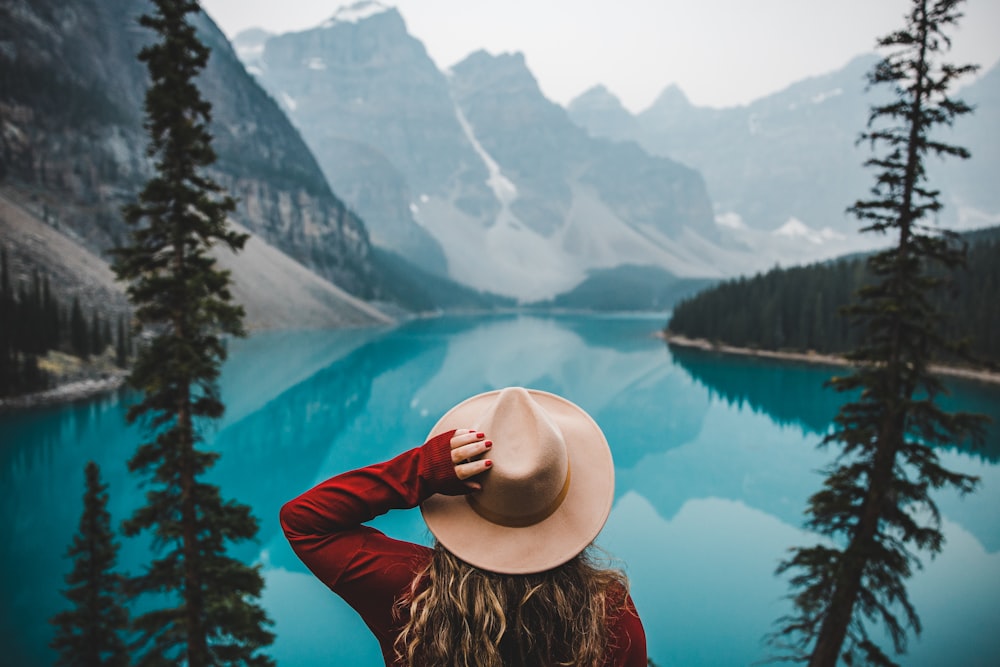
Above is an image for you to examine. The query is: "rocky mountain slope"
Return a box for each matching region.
[238,5,462,275]
[0,0,391,326]
[0,193,390,331]
[569,54,1000,236]
[238,1,729,303]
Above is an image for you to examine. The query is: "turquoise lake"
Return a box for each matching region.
[2,314,998,666]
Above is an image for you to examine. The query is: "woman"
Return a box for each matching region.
[280,387,647,666]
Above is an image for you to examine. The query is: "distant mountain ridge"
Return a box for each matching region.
[237,3,738,303]
[569,54,1000,235]
[232,2,954,305]
[8,0,994,319]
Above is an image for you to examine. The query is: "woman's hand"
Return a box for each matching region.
[450,429,492,490]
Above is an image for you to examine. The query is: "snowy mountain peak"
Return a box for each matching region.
[323,1,393,27]
[773,218,846,244]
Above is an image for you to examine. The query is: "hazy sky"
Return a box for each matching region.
[199,0,1000,111]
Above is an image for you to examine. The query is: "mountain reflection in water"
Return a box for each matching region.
[1,315,997,666]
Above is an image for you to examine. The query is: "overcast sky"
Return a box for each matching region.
[199,0,1000,112]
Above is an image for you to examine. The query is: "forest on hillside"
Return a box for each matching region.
[667,226,1000,365]
[0,248,129,397]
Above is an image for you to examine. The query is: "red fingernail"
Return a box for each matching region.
[484,459,493,467]
[484,440,493,448]
[476,432,485,439]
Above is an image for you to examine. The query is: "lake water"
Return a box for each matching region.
[2,314,998,666]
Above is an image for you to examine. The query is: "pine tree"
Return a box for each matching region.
[771,1,988,665]
[0,246,12,395]
[42,274,61,352]
[70,297,88,358]
[50,462,129,667]
[112,1,274,664]
[115,315,129,368]
[89,311,103,357]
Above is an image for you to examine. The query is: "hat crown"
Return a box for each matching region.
[471,387,570,526]
[421,387,614,574]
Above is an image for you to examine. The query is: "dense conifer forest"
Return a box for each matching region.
[667,226,1000,365]
[0,247,129,397]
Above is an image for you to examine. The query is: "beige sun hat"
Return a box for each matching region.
[420,387,615,574]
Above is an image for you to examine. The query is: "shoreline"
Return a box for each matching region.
[0,371,128,412]
[659,332,1000,386]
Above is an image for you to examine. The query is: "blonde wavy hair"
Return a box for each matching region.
[394,542,628,667]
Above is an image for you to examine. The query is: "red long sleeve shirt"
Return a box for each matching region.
[280,430,647,666]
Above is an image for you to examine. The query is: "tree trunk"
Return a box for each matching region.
[180,386,207,666]
[174,229,206,667]
[808,417,903,666]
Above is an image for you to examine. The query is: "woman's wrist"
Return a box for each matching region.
[419,430,465,494]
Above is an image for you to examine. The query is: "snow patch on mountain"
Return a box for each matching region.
[954,204,1000,230]
[323,1,392,27]
[706,219,879,274]
[715,212,747,230]
[232,28,272,66]
[278,91,298,112]
[453,103,518,208]
[811,88,843,104]
[773,217,845,244]
[304,57,327,70]
[237,42,265,61]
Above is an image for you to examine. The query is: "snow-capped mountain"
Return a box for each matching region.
[569,54,1000,238]
[240,3,470,276]
[238,3,727,303]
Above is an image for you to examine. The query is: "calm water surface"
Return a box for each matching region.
[2,314,998,666]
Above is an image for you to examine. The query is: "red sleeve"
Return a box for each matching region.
[279,430,467,650]
[614,594,647,667]
[603,582,647,667]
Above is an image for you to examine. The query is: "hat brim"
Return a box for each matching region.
[421,389,614,574]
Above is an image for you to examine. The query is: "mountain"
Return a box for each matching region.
[569,54,1000,236]
[0,193,390,330]
[445,50,723,300]
[565,85,638,144]
[0,0,390,327]
[238,1,467,275]
[930,60,1000,227]
[238,3,728,304]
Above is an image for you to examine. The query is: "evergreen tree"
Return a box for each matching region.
[771,1,988,665]
[112,1,273,664]
[70,297,88,358]
[115,315,129,368]
[42,274,61,352]
[0,246,12,395]
[50,462,129,667]
[89,311,103,357]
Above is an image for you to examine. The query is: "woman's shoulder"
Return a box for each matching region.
[604,578,646,666]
